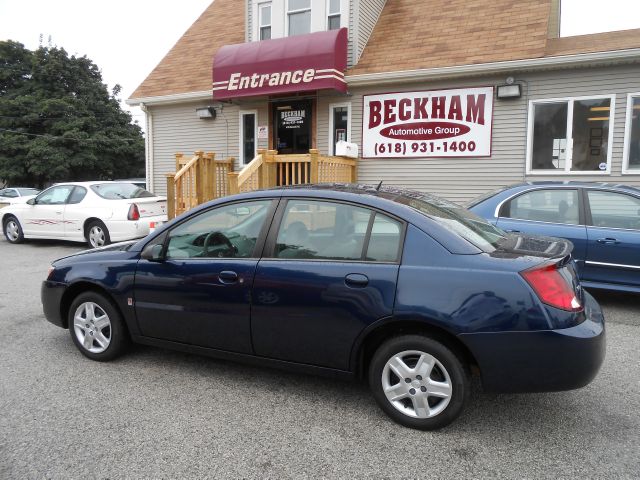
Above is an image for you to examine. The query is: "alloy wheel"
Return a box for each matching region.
[381,350,453,419]
[5,220,19,241]
[88,225,106,248]
[72,302,112,354]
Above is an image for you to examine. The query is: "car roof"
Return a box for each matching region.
[500,181,640,195]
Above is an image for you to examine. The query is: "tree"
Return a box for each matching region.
[0,41,145,188]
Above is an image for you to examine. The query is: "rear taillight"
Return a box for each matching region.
[520,264,583,312]
[127,203,140,221]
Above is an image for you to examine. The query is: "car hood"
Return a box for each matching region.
[52,240,138,264]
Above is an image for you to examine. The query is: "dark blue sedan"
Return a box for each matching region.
[468,182,640,293]
[41,185,605,429]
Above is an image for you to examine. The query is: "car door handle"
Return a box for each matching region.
[596,238,619,245]
[345,273,369,288]
[505,229,520,233]
[218,270,238,284]
[55,211,62,214]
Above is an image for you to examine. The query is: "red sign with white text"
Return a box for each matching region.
[362,87,494,158]
[212,29,348,100]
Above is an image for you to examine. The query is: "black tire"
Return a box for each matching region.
[3,215,25,244]
[85,220,111,248]
[368,334,469,430]
[68,291,128,361]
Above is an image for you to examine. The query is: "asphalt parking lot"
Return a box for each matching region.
[1,238,639,479]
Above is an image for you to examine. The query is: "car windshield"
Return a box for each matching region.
[392,191,506,250]
[91,183,154,200]
[16,188,40,196]
[464,185,512,208]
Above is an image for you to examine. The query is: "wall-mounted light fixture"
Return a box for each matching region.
[496,84,521,99]
[195,106,216,119]
[496,76,521,99]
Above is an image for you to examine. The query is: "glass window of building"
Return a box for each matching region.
[624,95,640,172]
[287,0,311,36]
[259,3,272,40]
[528,96,614,174]
[330,104,349,155]
[327,0,341,30]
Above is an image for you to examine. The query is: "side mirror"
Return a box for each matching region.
[27,198,36,205]
[141,243,165,262]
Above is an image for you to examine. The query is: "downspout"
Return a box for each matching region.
[140,103,154,193]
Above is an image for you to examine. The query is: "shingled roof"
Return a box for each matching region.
[129,0,640,101]
[348,0,552,76]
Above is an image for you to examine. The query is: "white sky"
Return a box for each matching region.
[1,0,639,128]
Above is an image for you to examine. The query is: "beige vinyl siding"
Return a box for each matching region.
[149,101,268,195]
[316,64,640,204]
[353,0,386,66]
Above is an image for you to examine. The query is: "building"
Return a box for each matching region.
[127,0,640,204]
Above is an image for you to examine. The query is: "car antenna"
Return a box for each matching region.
[375,180,383,191]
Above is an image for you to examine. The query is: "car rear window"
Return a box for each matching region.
[393,192,506,251]
[91,183,154,200]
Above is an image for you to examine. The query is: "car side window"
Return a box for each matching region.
[67,187,87,204]
[366,213,403,262]
[1,189,18,198]
[503,189,580,225]
[166,200,272,259]
[587,190,640,230]
[275,200,370,260]
[35,186,74,205]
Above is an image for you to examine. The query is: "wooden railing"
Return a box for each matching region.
[229,149,357,194]
[165,151,233,219]
[167,149,357,219]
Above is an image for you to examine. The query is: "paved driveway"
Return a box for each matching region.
[0,238,638,478]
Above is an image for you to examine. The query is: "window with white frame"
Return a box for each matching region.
[527,96,615,174]
[287,0,311,36]
[329,103,350,156]
[327,0,341,30]
[259,2,272,40]
[623,94,640,173]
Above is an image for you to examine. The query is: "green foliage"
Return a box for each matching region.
[0,41,145,188]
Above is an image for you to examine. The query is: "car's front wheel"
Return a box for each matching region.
[3,216,24,244]
[68,291,128,361]
[369,335,469,430]
[86,220,110,248]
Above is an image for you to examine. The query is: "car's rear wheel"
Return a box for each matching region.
[368,335,469,430]
[3,216,24,244]
[68,292,128,361]
[86,220,110,248]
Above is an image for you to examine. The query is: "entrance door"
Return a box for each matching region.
[240,110,257,164]
[273,100,312,154]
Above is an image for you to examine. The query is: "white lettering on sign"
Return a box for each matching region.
[227,69,316,92]
[362,87,494,158]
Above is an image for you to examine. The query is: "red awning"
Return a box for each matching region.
[212,28,348,100]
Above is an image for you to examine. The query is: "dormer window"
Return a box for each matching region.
[250,0,348,42]
[287,0,311,36]
[259,3,272,40]
[327,0,341,30]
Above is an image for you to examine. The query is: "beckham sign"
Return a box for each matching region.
[362,87,494,158]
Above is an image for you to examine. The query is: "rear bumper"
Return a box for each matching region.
[41,280,67,328]
[460,291,605,393]
[106,215,168,242]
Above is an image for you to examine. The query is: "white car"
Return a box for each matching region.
[1,182,167,248]
[0,187,40,204]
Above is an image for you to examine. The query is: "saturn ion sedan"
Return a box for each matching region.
[41,185,605,430]
[1,181,167,248]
